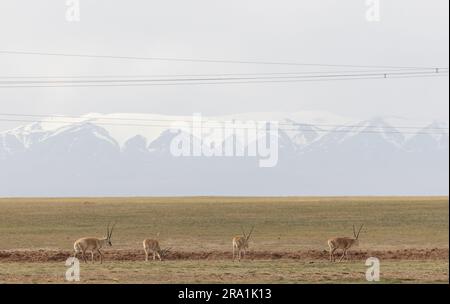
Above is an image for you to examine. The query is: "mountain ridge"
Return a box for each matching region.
[1,112,448,196]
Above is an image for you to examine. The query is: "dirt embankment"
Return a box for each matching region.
[0,248,447,263]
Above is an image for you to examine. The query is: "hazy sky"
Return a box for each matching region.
[0,0,448,131]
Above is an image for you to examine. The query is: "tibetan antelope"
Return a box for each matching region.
[143,238,171,261]
[232,226,254,261]
[328,224,364,262]
[73,223,116,264]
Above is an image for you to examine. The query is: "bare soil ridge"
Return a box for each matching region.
[0,248,447,262]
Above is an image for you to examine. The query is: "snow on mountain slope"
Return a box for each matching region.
[0,111,354,148]
[1,112,448,196]
[404,122,450,152]
[0,112,447,152]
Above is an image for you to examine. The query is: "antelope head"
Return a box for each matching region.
[159,247,172,260]
[241,226,255,248]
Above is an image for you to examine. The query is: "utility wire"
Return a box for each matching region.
[0,118,447,135]
[0,73,447,88]
[0,50,445,70]
[1,68,447,79]
[0,113,447,130]
[0,70,447,85]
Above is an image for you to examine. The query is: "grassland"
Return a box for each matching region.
[0,196,448,283]
[0,260,448,284]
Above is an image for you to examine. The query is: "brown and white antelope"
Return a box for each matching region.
[73,223,116,264]
[232,226,254,261]
[327,224,364,262]
[143,238,171,261]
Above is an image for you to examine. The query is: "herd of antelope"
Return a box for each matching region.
[73,223,364,264]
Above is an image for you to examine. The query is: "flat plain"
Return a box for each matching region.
[0,196,448,283]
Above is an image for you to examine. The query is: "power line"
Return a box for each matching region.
[1,68,446,79]
[0,113,447,130]
[0,118,447,135]
[0,70,447,85]
[0,50,445,70]
[0,73,447,88]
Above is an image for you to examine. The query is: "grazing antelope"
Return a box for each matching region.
[143,239,171,261]
[73,223,116,264]
[232,226,254,261]
[328,224,364,262]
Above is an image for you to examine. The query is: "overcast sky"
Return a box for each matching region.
[0,0,448,131]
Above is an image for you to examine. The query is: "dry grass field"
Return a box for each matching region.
[1,260,448,284]
[0,196,448,283]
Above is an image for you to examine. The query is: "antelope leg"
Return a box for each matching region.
[97,249,103,264]
[330,248,336,262]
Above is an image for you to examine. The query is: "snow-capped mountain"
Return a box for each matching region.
[0,112,448,197]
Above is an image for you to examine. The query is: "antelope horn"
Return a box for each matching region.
[241,226,246,238]
[247,226,254,240]
[162,247,172,257]
[356,224,364,239]
[106,222,110,238]
[109,222,116,239]
[352,225,356,238]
